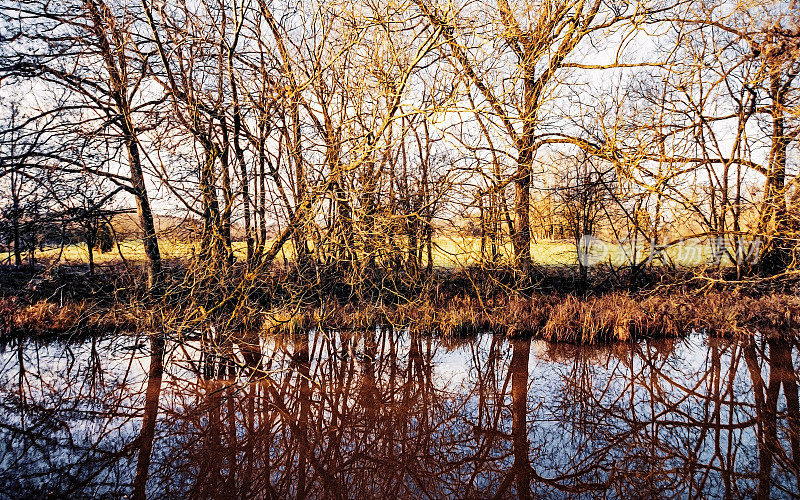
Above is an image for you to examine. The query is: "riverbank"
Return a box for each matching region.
[2,263,799,343]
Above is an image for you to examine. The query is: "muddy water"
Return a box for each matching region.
[0,330,798,499]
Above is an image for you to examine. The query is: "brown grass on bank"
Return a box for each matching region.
[0,297,144,337]
[544,292,800,342]
[306,291,800,344]
[261,309,319,336]
[4,289,799,345]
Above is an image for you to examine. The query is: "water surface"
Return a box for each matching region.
[0,330,798,498]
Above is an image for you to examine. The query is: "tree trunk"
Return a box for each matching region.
[228,36,253,265]
[12,204,21,267]
[231,91,253,264]
[126,136,163,288]
[760,68,792,274]
[291,110,309,262]
[256,122,268,258]
[425,221,433,272]
[513,71,536,272]
[200,144,223,262]
[86,225,95,275]
[85,0,162,287]
[219,118,234,263]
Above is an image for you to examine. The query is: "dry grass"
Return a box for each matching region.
[4,291,796,344]
[2,236,718,270]
[0,297,143,337]
[299,291,800,344]
[536,292,800,343]
[261,309,319,336]
[321,301,387,331]
[4,255,798,345]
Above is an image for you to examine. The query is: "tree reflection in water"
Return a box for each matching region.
[0,330,798,498]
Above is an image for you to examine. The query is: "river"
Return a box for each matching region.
[0,330,798,498]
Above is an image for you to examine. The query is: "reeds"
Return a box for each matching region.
[261,309,318,336]
[302,291,800,344]
[1,297,140,337]
[540,292,800,342]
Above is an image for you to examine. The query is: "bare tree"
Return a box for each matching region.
[1,0,163,286]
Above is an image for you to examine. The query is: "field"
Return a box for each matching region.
[1,236,727,269]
